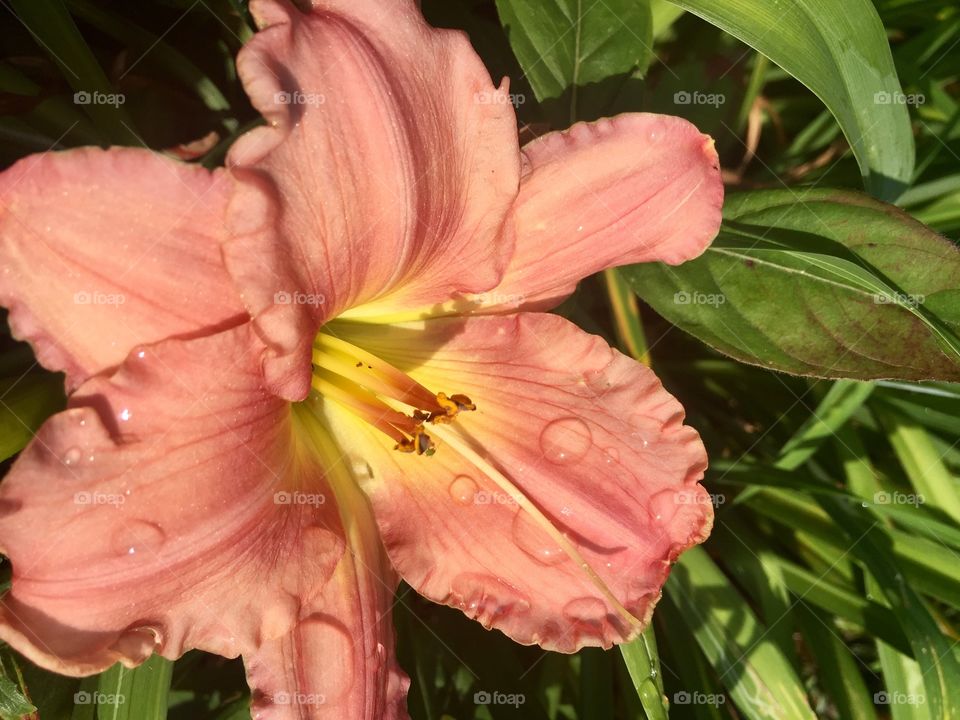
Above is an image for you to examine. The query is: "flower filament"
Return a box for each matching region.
[311,332,475,456]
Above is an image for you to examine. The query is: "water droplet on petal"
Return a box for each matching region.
[648,489,680,525]
[539,417,592,465]
[259,595,300,642]
[450,573,531,625]
[296,613,353,702]
[603,447,620,465]
[62,447,82,466]
[562,596,608,623]
[112,520,166,558]
[110,625,163,663]
[512,511,566,566]
[119,408,132,422]
[448,475,479,505]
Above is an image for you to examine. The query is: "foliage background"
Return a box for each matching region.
[1,0,960,718]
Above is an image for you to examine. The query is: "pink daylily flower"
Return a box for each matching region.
[0,0,722,717]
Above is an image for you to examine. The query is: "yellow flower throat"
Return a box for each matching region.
[310,331,475,456]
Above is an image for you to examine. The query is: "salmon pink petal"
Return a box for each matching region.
[0,325,344,676]
[225,0,520,400]
[325,313,712,652]
[0,147,247,390]
[476,114,722,313]
[245,454,409,719]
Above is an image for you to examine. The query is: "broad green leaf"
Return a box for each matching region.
[665,547,816,720]
[664,0,914,200]
[96,655,172,720]
[624,190,960,382]
[494,0,653,122]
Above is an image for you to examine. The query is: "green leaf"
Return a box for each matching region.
[95,655,172,720]
[819,497,960,719]
[869,575,933,720]
[65,0,234,122]
[624,189,960,382]
[665,547,816,720]
[777,380,875,471]
[619,628,667,720]
[794,604,877,720]
[872,404,960,524]
[0,675,34,720]
[664,0,914,200]
[494,0,653,122]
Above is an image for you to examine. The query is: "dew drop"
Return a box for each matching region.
[648,489,680,525]
[110,625,163,663]
[512,511,566,566]
[119,408,132,422]
[603,447,620,465]
[296,613,354,702]
[112,520,166,557]
[61,447,82,466]
[448,475,479,505]
[539,417,592,465]
[450,573,531,624]
[562,596,607,623]
[259,595,300,642]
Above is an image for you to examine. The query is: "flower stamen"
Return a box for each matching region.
[311,332,475,456]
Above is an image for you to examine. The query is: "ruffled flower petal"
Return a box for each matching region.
[244,439,409,719]
[0,147,247,390]
[225,0,520,399]
[474,114,722,313]
[0,325,343,675]
[323,313,712,652]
